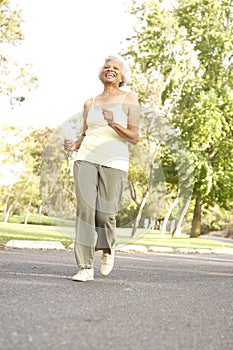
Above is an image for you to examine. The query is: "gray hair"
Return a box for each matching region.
[98,55,131,87]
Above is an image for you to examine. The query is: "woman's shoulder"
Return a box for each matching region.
[124,91,139,105]
[84,97,94,109]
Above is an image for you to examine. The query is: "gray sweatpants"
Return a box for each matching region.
[73,160,127,269]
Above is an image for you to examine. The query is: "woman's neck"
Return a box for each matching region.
[102,85,121,97]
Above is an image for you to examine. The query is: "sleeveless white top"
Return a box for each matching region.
[75,93,129,172]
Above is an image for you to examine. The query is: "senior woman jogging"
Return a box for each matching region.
[64,55,140,282]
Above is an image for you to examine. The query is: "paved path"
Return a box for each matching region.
[0,249,233,350]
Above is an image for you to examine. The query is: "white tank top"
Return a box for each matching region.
[75,93,129,172]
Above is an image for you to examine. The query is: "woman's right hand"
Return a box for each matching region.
[64,139,77,152]
[64,134,85,152]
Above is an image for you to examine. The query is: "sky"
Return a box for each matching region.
[0,0,135,128]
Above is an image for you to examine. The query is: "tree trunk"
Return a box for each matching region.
[172,195,192,237]
[131,194,149,237]
[24,194,33,224]
[190,195,202,237]
[131,217,140,237]
[38,204,43,223]
[3,187,13,223]
[4,202,15,223]
[24,209,29,225]
[160,194,179,235]
[24,203,31,225]
[3,199,9,223]
[130,162,154,237]
[39,204,43,215]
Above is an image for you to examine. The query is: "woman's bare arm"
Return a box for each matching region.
[64,99,91,152]
[102,93,140,144]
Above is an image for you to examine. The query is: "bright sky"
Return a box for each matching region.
[0,0,134,128]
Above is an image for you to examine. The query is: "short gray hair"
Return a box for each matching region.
[98,55,131,87]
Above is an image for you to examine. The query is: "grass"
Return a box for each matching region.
[117,231,233,251]
[0,213,75,227]
[1,223,233,251]
[0,222,73,248]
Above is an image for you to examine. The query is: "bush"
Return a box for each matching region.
[201,206,233,235]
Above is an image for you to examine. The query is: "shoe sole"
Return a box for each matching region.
[72,277,94,282]
[100,272,111,276]
[100,267,114,276]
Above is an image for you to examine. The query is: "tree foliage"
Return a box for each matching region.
[122,0,195,234]
[0,125,54,222]
[0,0,37,96]
[174,0,233,236]
[123,0,233,236]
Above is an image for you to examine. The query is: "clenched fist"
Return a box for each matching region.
[64,135,85,152]
[102,108,114,125]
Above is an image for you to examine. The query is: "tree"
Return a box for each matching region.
[174,0,233,236]
[0,0,37,97]
[0,119,81,225]
[127,138,156,236]
[123,0,233,237]
[40,116,82,224]
[122,0,195,235]
[0,125,54,222]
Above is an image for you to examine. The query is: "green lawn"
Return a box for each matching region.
[1,222,233,251]
[0,213,75,227]
[117,232,233,251]
[0,222,73,247]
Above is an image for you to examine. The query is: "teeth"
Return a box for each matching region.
[106,73,114,77]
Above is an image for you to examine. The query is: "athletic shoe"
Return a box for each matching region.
[72,268,94,282]
[100,250,115,276]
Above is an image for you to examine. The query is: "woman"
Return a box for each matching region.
[64,55,140,282]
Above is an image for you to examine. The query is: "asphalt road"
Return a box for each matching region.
[0,248,233,350]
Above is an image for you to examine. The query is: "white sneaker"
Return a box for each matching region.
[72,268,94,282]
[100,250,115,276]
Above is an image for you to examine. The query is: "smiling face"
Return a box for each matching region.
[100,60,123,87]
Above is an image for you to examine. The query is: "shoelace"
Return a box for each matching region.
[103,253,113,264]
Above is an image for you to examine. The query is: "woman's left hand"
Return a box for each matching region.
[102,108,114,125]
